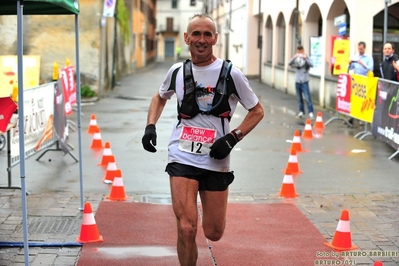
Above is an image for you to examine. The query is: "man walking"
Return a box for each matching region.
[141,14,264,266]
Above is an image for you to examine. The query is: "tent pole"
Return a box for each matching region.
[75,14,84,210]
[17,1,30,265]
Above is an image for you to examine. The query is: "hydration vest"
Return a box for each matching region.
[168,59,237,123]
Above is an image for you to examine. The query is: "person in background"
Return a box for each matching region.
[380,42,399,82]
[141,13,264,266]
[347,41,374,126]
[176,46,182,60]
[288,45,315,119]
[349,41,374,76]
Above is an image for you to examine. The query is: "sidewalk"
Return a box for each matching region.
[0,59,398,265]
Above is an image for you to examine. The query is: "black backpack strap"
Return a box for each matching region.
[183,59,195,94]
[167,66,181,92]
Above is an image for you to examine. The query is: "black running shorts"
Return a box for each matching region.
[165,162,234,191]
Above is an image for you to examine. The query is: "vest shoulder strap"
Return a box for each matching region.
[167,66,182,92]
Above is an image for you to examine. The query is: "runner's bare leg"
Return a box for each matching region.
[199,189,228,241]
[170,176,200,266]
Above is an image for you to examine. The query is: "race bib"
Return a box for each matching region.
[178,126,216,155]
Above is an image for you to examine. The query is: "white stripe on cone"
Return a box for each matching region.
[82,213,96,225]
[93,132,101,140]
[103,148,112,156]
[89,119,97,126]
[282,174,294,184]
[336,220,350,232]
[107,162,117,171]
[288,154,298,163]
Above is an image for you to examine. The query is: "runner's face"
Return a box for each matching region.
[184,17,218,62]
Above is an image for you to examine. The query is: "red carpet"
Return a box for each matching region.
[77,202,332,266]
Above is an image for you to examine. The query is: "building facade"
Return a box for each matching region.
[203,0,399,110]
[0,0,157,94]
[155,0,204,61]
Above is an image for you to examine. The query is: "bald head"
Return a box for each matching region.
[187,14,217,35]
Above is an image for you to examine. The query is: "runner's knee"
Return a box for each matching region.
[178,219,198,240]
[203,225,225,241]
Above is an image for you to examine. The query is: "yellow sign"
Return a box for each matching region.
[350,74,378,123]
[0,55,41,97]
[332,39,350,75]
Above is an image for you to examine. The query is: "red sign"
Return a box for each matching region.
[0,97,17,133]
[60,66,77,116]
[336,74,351,114]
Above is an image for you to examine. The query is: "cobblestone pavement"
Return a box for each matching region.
[0,190,398,265]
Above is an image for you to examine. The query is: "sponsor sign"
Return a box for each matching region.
[336,74,351,114]
[372,79,399,150]
[349,74,378,123]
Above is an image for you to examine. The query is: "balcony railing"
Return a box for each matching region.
[157,24,180,34]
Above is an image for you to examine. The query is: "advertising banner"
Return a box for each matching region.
[336,74,351,114]
[372,79,399,150]
[54,79,70,153]
[309,36,323,76]
[349,74,379,123]
[0,97,17,133]
[331,37,350,75]
[0,55,41,97]
[9,83,55,164]
[60,65,77,116]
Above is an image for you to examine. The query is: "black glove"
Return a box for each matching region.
[142,124,157,153]
[209,133,238,160]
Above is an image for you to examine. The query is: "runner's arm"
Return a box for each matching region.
[233,101,264,138]
[146,92,168,126]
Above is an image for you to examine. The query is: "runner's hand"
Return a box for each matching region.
[142,124,157,153]
[209,133,237,160]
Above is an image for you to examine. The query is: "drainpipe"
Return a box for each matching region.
[383,0,391,45]
[295,0,301,45]
[257,0,262,83]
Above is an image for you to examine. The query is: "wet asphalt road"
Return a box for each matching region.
[1,59,398,197]
[1,59,398,266]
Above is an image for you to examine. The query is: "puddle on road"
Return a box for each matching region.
[95,246,176,258]
[351,149,367,153]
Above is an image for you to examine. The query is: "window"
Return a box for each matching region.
[266,17,273,64]
[277,15,286,66]
[172,0,177,9]
[167,17,174,31]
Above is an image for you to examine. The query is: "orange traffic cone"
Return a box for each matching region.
[325,210,358,251]
[106,169,129,201]
[98,141,114,166]
[314,112,325,130]
[374,262,383,266]
[288,130,307,153]
[302,119,314,139]
[87,114,99,134]
[90,127,104,149]
[103,155,117,184]
[282,149,303,175]
[279,168,298,197]
[76,202,103,243]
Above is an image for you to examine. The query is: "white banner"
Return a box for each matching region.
[10,83,56,165]
[309,36,323,76]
